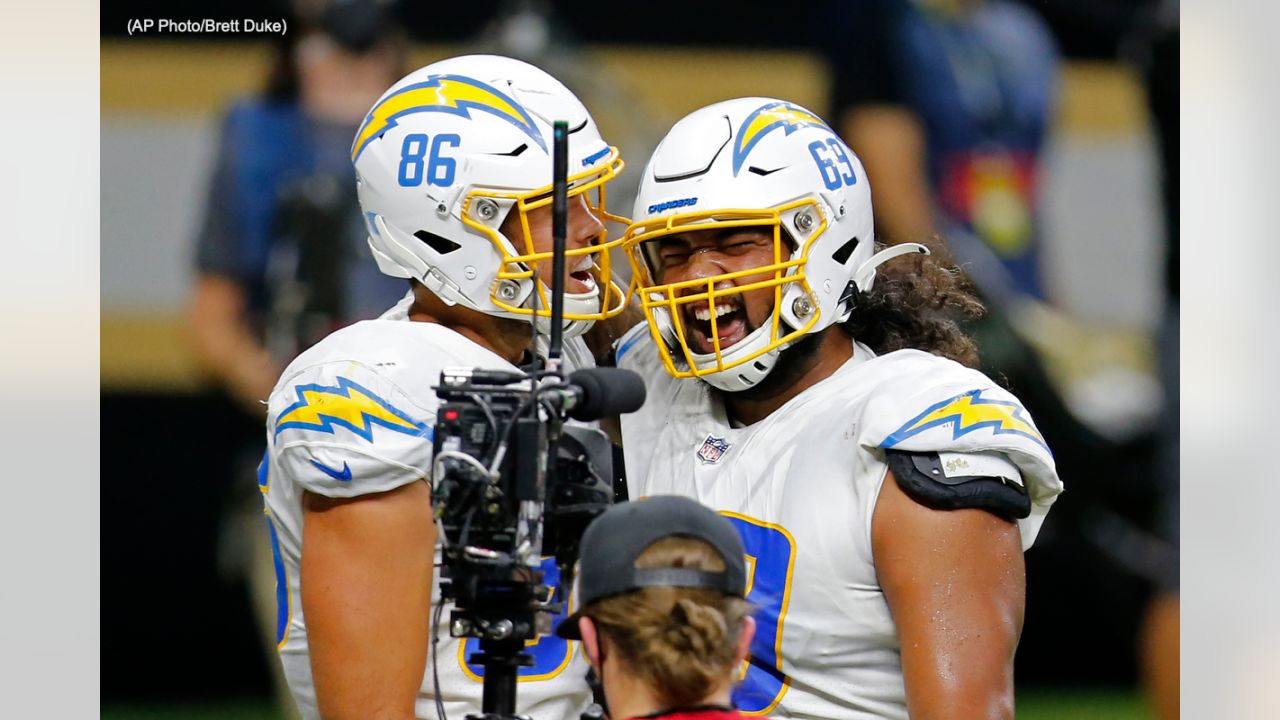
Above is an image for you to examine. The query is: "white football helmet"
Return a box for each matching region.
[623,97,927,391]
[352,54,629,337]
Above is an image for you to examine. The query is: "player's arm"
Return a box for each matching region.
[301,479,435,720]
[872,469,1025,720]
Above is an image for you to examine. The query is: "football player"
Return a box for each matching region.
[617,98,1063,719]
[260,55,629,720]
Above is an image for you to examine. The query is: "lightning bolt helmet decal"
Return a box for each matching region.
[274,376,429,442]
[731,101,831,176]
[351,74,547,163]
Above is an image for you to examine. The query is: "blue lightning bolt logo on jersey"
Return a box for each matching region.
[351,74,547,162]
[880,389,1047,451]
[274,377,428,442]
[732,101,831,176]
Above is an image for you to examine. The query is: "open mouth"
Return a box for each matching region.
[681,297,749,354]
[565,257,598,295]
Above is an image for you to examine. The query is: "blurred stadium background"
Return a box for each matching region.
[101,0,1176,717]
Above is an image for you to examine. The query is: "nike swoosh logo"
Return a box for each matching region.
[309,459,352,482]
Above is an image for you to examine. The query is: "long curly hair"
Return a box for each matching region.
[841,240,986,368]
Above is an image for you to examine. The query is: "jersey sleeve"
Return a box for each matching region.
[539,334,597,373]
[614,321,659,375]
[615,321,686,494]
[268,359,436,499]
[858,351,1063,549]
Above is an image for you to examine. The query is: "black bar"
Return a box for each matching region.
[548,120,569,364]
[512,416,543,502]
[475,639,522,718]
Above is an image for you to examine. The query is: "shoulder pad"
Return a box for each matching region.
[613,321,652,368]
[885,449,1030,522]
[556,335,597,373]
[270,359,435,498]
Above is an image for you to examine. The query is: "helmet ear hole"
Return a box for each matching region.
[838,281,861,311]
[414,230,461,255]
[832,236,860,265]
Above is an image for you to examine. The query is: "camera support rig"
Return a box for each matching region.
[428,121,615,720]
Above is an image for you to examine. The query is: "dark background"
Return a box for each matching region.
[100,0,1147,56]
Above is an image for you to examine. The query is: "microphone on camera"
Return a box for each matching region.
[545,367,647,422]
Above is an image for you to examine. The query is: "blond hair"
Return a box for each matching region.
[583,536,751,707]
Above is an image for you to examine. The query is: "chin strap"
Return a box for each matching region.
[851,242,930,293]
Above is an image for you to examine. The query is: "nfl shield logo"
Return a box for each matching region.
[697,435,732,464]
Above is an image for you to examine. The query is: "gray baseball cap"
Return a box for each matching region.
[555,495,746,640]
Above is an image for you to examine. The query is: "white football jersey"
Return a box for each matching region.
[616,324,1062,720]
[262,295,596,720]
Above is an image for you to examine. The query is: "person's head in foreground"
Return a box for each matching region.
[558,496,755,720]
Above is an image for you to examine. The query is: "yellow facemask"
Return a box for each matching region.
[622,198,830,381]
[462,147,631,322]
